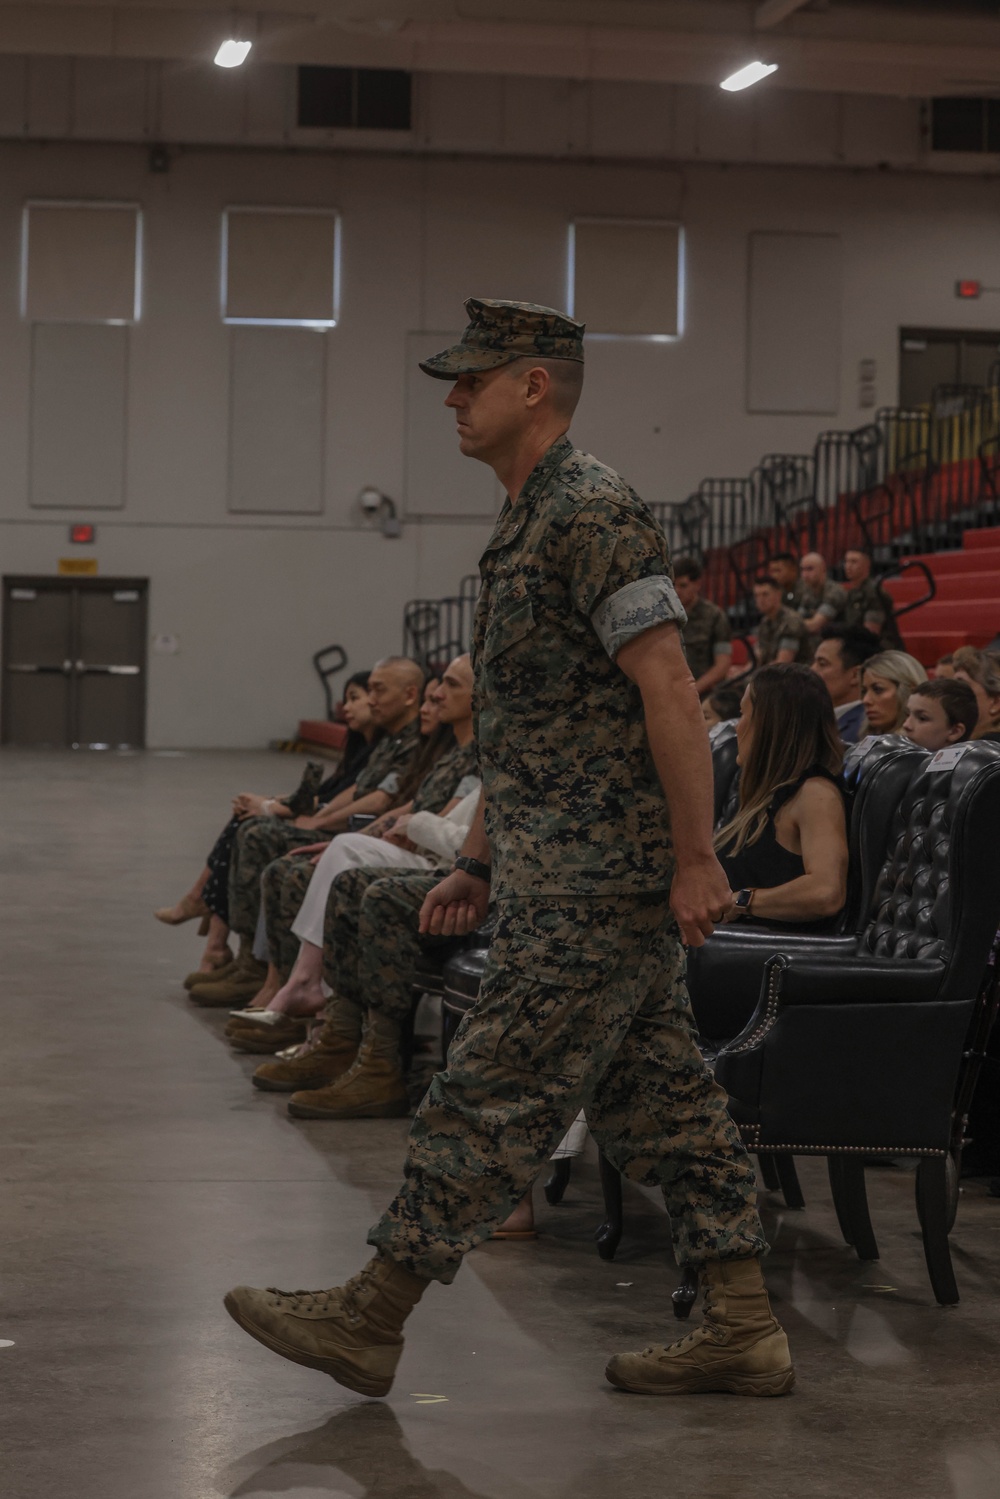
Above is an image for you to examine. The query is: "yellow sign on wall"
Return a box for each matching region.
[58,558,99,576]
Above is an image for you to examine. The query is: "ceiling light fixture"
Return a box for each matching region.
[720,61,778,92]
[214,39,252,68]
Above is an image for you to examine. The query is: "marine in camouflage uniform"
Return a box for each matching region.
[756,604,812,666]
[682,595,733,683]
[258,739,476,978]
[226,299,791,1403]
[227,716,422,940]
[798,578,847,628]
[843,573,903,648]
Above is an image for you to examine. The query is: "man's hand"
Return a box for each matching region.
[419,870,490,936]
[384,813,416,852]
[365,813,396,839]
[293,814,323,830]
[669,854,733,947]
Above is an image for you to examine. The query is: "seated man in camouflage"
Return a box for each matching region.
[672,556,732,698]
[753,575,811,665]
[842,547,903,647]
[193,657,425,1007]
[798,551,847,638]
[226,660,477,1044]
[247,791,482,1108]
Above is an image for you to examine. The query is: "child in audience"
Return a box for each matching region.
[902,678,979,751]
[860,650,928,734]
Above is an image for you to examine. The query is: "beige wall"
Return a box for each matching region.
[2,137,999,745]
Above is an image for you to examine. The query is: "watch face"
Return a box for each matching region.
[735,889,751,907]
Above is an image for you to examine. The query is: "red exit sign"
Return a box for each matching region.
[69,524,96,543]
[956,280,982,299]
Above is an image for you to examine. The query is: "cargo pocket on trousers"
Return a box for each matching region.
[468,936,612,1082]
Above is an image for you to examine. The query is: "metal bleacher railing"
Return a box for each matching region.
[400,364,1000,657]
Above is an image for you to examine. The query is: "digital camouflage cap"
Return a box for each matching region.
[419,297,585,379]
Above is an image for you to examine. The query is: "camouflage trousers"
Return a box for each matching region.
[322,867,442,1019]
[369,894,765,1283]
[227,816,331,939]
[261,852,316,979]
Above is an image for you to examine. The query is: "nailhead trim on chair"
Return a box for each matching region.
[741,1126,946,1157]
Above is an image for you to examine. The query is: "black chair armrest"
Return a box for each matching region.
[688,931,857,1044]
[769,952,945,1008]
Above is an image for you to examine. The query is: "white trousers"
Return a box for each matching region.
[291,832,433,948]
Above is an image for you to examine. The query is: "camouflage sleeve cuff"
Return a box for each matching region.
[863,610,885,628]
[591,575,687,660]
[378,772,401,795]
[778,635,801,653]
[713,641,733,657]
[818,601,839,619]
[454,774,480,799]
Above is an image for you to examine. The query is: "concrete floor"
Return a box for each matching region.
[2,748,1000,1499]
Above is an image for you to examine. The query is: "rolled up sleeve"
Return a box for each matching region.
[592,575,687,660]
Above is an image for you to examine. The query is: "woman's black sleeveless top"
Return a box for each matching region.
[718,766,843,932]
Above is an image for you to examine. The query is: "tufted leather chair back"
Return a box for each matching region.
[843,738,928,934]
[862,741,1000,997]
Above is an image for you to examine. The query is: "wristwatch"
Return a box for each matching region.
[734,888,755,910]
[454,855,492,883]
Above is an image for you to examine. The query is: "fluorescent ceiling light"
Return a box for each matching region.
[214,39,252,67]
[720,61,778,92]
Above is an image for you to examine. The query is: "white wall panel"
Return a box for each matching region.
[404,331,498,518]
[29,322,127,509]
[224,208,339,324]
[747,231,842,414]
[227,327,326,514]
[24,201,140,323]
[572,220,680,336]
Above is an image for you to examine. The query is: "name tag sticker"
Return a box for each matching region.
[925,744,972,774]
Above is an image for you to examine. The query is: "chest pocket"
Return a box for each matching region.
[483,595,537,664]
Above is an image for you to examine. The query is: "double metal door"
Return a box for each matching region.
[2,577,148,748]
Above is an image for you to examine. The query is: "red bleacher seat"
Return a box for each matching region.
[296,720,348,752]
[887,525,1000,665]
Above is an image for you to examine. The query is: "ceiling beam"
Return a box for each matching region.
[755,0,810,27]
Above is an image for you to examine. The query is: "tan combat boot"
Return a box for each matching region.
[224,1252,428,1396]
[605,1257,795,1397]
[183,951,235,990]
[188,943,267,1008]
[287,1011,409,1120]
[252,996,362,1091]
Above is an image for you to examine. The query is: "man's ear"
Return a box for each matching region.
[523,364,551,408]
[945,722,965,745]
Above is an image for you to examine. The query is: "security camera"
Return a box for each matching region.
[358,486,384,515]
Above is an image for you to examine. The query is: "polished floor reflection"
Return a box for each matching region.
[1,749,998,1499]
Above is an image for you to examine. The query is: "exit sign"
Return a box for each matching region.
[70,523,96,543]
[956,280,982,299]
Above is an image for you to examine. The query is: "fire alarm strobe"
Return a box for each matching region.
[956,280,982,299]
[70,524,96,543]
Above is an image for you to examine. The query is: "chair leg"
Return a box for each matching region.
[915,1156,960,1306]
[839,1159,879,1261]
[399,995,419,1075]
[758,1154,781,1191]
[827,1156,855,1246]
[544,1157,573,1205]
[595,1151,623,1262]
[773,1153,806,1210]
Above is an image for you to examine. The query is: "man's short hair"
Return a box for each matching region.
[673,556,703,583]
[754,575,780,590]
[769,552,796,566]
[819,625,882,672]
[373,656,426,692]
[504,354,583,418]
[910,678,980,741]
[845,546,873,560]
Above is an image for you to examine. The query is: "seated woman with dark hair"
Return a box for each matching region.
[717,663,848,931]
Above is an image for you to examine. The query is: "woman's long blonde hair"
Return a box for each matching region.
[861,650,928,733]
[715,664,843,856]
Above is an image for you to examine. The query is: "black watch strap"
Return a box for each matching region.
[455,855,491,883]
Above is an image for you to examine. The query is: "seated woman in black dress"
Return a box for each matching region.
[717,663,848,931]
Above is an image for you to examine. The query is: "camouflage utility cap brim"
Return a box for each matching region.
[420,297,585,379]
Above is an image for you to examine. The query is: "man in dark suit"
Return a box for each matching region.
[811,626,882,744]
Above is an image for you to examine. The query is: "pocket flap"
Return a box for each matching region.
[483,596,536,663]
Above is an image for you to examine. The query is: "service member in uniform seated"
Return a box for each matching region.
[798,551,847,637]
[841,547,903,647]
[767,551,802,611]
[809,625,882,745]
[673,556,733,698]
[753,575,811,665]
[225,297,794,1402]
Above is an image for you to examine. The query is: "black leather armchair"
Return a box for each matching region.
[715,741,1000,1304]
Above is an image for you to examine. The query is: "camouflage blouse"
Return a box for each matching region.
[472,435,685,898]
